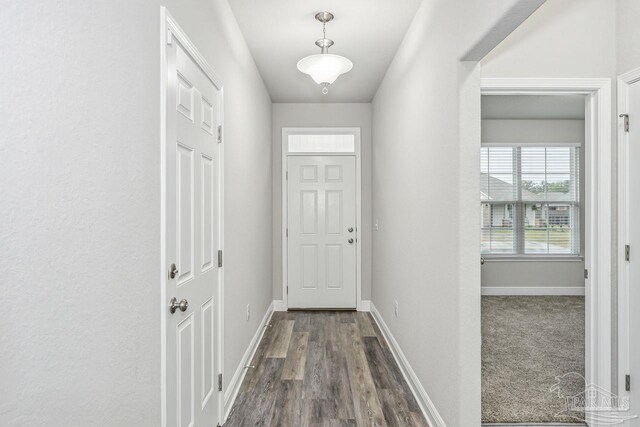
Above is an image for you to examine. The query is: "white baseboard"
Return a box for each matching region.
[481,286,585,296]
[369,303,446,427]
[223,301,274,422]
[272,299,370,311]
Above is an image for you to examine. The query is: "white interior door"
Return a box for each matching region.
[626,79,640,426]
[287,155,357,309]
[164,30,219,426]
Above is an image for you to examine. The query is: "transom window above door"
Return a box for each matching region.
[480,145,580,256]
[288,134,355,153]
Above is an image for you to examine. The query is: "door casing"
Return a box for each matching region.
[160,8,225,427]
[281,127,363,311]
[618,66,640,415]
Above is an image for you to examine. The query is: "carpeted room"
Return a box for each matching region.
[480,94,587,425]
[482,296,585,424]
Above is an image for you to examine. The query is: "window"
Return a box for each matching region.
[480,145,580,256]
[288,134,355,153]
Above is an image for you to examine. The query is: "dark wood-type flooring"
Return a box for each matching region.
[224,311,428,427]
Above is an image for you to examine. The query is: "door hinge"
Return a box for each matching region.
[626,374,631,391]
[286,285,288,295]
[286,171,288,180]
[217,125,222,143]
[166,29,173,45]
[286,228,288,238]
[584,269,589,279]
[218,373,223,391]
[626,245,631,262]
[218,250,223,268]
[620,114,630,132]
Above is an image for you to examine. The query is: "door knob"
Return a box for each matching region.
[169,297,189,314]
[348,238,354,244]
[348,227,354,233]
[481,257,485,265]
[169,263,178,279]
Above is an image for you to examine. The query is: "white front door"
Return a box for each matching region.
[287,155,357,309]
[164,28,220,426]
[627,79,640,426]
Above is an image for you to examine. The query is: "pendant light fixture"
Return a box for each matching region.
[297,12,353,95]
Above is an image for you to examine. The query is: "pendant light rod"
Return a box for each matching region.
[315,38,334,54]
[315,12,334,54]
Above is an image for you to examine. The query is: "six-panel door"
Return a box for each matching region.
[287,156,357,309]
[165,35,219,426]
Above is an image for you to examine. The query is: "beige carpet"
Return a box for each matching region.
[482,296,585,424]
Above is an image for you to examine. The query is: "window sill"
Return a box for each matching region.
[482,255,584,262]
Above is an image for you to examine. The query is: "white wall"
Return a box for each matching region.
[271,103,372,301]
[482,119,585,142]
[370,0,529,424]
[0,1,272,425]
[617,0,640,75]
[482,0,616,79]
[481,119,586,289]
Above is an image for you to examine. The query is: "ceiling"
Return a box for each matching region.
[229,0,423,103]
[482,95,586,120]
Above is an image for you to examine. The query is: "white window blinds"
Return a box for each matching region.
[480,145,580,255]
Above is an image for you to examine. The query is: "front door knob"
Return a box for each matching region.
[348,227,354,233]
[169,297,188,314]
[169,263,178,279]
[348,238,354,244]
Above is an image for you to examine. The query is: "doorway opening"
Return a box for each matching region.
[480,79,612,426]
[281,128,363,310]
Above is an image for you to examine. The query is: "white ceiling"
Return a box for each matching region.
[482,95,586,120]
[229,0,423,103]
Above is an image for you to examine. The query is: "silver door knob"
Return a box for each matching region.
[169,297,188,313]
[348,227,354,233]
[348,238,354,244]
[169,263,178,279]
[480,257,485,265]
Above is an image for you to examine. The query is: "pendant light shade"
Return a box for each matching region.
[297,54,353,86]
[297,12,352,94]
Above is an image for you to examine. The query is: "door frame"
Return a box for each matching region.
[160,8,225,427]
[617,66,640,405]
[481,78,613,421]
[281,127,363,311]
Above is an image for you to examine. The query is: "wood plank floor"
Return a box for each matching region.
[225,311,428,427]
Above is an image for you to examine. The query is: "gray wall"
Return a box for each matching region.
[0,1,272,424]
[617,0,640,75]
[370,0,527,424]
[481,119,586,289]
[272,103,372,301]
[481,0,616,79]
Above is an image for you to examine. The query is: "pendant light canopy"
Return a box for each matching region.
[297,12,353,94]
